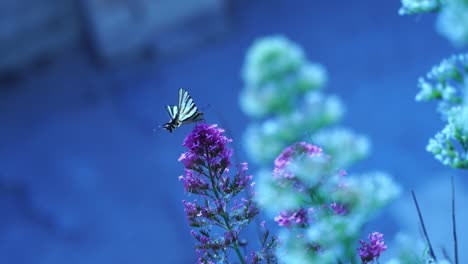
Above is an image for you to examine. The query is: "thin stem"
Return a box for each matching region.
[206,158,246,264]
[411,190,437,261]
[206,115,267,248]
[213,110,262,224]
[451,176,459,264]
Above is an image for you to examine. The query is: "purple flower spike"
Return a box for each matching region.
[358,232,387,263]
[178,123,274,263]
[180,123,233,173]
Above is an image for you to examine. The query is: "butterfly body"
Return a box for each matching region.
[162,89,204,133]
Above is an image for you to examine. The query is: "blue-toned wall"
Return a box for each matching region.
[0,1,465,263]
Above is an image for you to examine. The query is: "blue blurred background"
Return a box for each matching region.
[0,0,466,263]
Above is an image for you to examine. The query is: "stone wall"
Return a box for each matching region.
[0,0,81,73]
[82,0,226,61]
[0,0,227,73]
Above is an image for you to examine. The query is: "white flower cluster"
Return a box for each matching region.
[400,0,468,47]
[382,232,452,264]
[240,37,400,263]
[436,0,468,47]
[240,36,367,167]
[399,0,441,15]
[266,171,399,263]
[417,54,468,168]
[427,105,468,168]
[311,127,371,169]
[240,36,327,118]
[254,145,400,263]
[242,93,344,164]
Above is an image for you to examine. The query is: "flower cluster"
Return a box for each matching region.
[240,36,369,168]
[383,233,454,264]
[416,54,468,168]
[238,36,400,263]
[436,0,468,47]
[240,35,328,118]
[179,124,276,263]
[398,0,441,15]
[311,127,370,169]
[399,0,468,47]
[255,142,400,263]
[358,232,387,264]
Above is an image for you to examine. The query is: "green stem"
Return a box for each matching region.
[206,157,246,264]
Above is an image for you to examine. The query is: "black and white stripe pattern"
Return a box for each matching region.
[162,88,204,132]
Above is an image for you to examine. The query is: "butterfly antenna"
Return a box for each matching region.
[153,125,163,135]
[153,116,170,135]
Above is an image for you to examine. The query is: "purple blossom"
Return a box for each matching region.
[330,202,348,215]
[179,170,209,193]
[183,200,198,217]
[178,123,269,263]
[274,212,291,227]
[274,208,309,227]
[273,142,322,179]
[179,123,233,174]
[358,232,387,263]
[224,231,235,245]
[250,251,261,264]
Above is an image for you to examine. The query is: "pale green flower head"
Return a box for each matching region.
[239,36,305,118]
[254,169,307,215]
[243,120,288,164]
[296,63,328,93]
[289,154,332,187]
[416,78,458,109]
[436,0,468,47]
[306,215,366,262]
[449,105,468,142]
[416,54,468,168]
[384,232,427,264]
[331,172,401,215]
[311,127,370,169]
[239,36,328,118]
[242,92,344,165]
[307,215,361,247]
[297,92,344,131]
[426,124,457,165]
[276,229,337,264]
[427,54,464,83]
[416,54,468,117]
[399,0,441,15]
[243,35,305,87]
[239,84,284,118]
[399,0,468,47]
[427,105,468,168]
[240,78,306,117]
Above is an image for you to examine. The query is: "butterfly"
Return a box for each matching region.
[162,88,204,132]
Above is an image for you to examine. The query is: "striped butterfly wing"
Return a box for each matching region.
[165,105,178,120]
[177,88,204,124]
[162,104,179,132]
